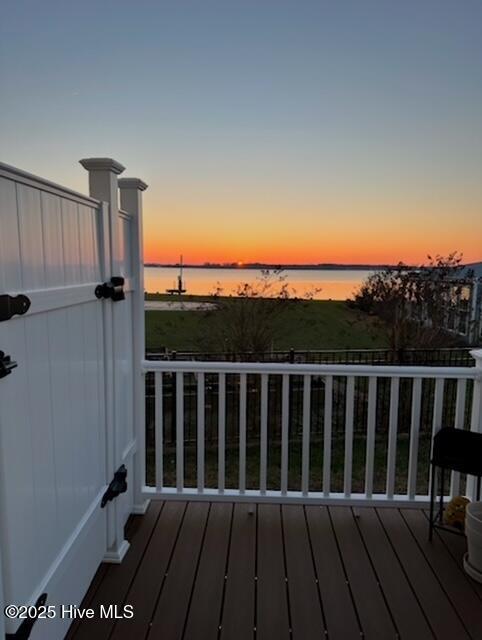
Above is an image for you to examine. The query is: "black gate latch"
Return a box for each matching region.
[101,465,128,508]
[95,277,125,302]
[0,294,31,322]
[0,351,17,379]
[6,593,47,640]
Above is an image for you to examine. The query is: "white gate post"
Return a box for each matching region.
[468,349,482,499]
[79,157,130,562]
[118,177,150,515]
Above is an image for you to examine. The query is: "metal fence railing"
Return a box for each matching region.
[146,347,475,367]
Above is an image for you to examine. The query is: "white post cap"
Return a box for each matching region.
[118,177,148,191]
[79,157,125,175]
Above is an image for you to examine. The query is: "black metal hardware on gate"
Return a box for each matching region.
[0,294,31,322]
[95,277,125,302]
[0,351,17,379]
[5,593,47,640]
[101,465,128,508]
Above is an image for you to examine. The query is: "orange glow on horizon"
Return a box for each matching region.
[143,233,482,267]
[142,192,482,266]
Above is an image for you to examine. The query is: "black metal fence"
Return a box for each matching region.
[146,347,475,367]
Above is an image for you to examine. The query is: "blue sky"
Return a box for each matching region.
[2,0,482,263]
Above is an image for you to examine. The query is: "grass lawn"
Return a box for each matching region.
[145,297,388,351]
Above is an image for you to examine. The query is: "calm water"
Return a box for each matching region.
[144,267,375,300]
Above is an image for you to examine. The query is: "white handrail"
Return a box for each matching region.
[142,359,478,379]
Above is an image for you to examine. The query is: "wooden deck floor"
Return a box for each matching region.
[67,501,482,640]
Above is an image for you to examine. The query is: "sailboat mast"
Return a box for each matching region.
[178,254,184,292]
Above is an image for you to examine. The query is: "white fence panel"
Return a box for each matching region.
[0,163,113,639]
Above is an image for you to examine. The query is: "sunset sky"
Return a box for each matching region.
[1,1,481,265]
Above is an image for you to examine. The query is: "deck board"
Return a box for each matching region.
[330,506,397,639]
[70,502,481,640]
[183,503,233,640]
[147,502,210,639]
[111,501,186,639]
[378,508,470,640]
[306,505,360,640]
[256,504,290,640]
[69,500,163,640]
[282,505,325,639]
[402,509,482,639]
[66,513,143,638]
[219,503,256,640]
[424,511,482,601]
[356,507,433,640]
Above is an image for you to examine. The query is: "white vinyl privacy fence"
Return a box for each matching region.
[0,159,147,640]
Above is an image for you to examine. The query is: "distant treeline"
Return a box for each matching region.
[144,263,394,270]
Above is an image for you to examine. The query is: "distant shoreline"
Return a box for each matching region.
[144,263,390,271]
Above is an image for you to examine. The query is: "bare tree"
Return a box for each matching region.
[349,253,472,350]
[198,270,319,354]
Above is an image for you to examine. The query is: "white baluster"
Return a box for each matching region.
[218,373,226,492]
[407,378,422,499]
[450,378,467,497]
[344,376,355,498]
[197,373,205,492]
[280,374,290,495]
[428,378,444,497]
[260,374,268,494]
[322,376,333,497]
[386,377,400,499]
[155,372,163,490]
[239,374,247,493]
[176,372,184,491]
[364,377,377,498]
[301,375,311,496]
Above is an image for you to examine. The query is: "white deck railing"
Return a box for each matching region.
[141,356,482,506]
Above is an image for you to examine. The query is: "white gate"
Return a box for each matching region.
[0,159,145,639]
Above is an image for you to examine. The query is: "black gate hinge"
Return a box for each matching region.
[0,351,17,380]
[101,465,128,508]
[0,294,31,322]
[5,593,47,640]
[95,277,125,302]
